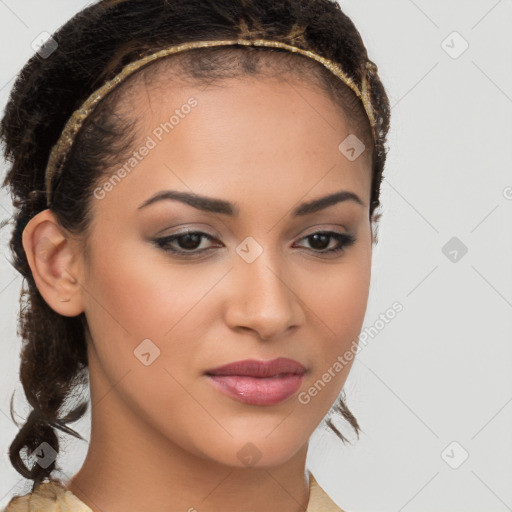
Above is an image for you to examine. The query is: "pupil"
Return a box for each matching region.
[180,233,201,250]
[310,233,329,250]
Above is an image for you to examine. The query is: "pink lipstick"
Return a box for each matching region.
[205,357,306,406]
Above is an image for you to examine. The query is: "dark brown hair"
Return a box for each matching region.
[1,0,390,491]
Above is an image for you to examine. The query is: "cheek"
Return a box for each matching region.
[306,238,371,341]
[85,234,182,328]
[81,238,215,421]
[298,237,371,402]
[82,235,225,372]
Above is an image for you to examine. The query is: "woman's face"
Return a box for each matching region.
[77,72,373,468]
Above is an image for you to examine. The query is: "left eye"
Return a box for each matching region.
[153,230,356,257]
[295,231,356,254]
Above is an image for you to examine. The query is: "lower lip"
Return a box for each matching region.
[206,373,305,405]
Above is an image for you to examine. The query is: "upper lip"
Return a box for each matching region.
[205,357,307,378]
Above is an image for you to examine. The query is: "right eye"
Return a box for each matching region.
[153,231,223,256]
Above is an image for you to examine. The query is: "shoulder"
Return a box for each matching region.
[3,479,92,512]
[4,474,351,512]
[307,472,353,512]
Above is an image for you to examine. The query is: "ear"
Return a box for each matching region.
[22,209,85,317]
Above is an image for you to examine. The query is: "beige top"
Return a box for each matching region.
[3,472,346,512]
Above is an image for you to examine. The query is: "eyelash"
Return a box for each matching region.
[153,230,356,258]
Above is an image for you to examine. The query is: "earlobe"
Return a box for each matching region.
[22,209,85,317]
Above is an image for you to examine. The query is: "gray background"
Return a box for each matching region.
[1,1,511,511]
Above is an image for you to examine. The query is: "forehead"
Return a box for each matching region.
[92,73,372,221]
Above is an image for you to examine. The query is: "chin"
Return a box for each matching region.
[195,432,308,469]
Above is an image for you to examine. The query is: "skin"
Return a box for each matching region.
[22,72,375,512]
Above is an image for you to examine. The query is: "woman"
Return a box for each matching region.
[1,0,390,510]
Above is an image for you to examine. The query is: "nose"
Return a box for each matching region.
[224,249,305,340]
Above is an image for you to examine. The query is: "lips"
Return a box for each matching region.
[205,357,306,378]
[205,358,306,406]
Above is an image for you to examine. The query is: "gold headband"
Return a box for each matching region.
[44,38,377,206]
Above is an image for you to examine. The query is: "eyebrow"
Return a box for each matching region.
[137,189,364,216]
